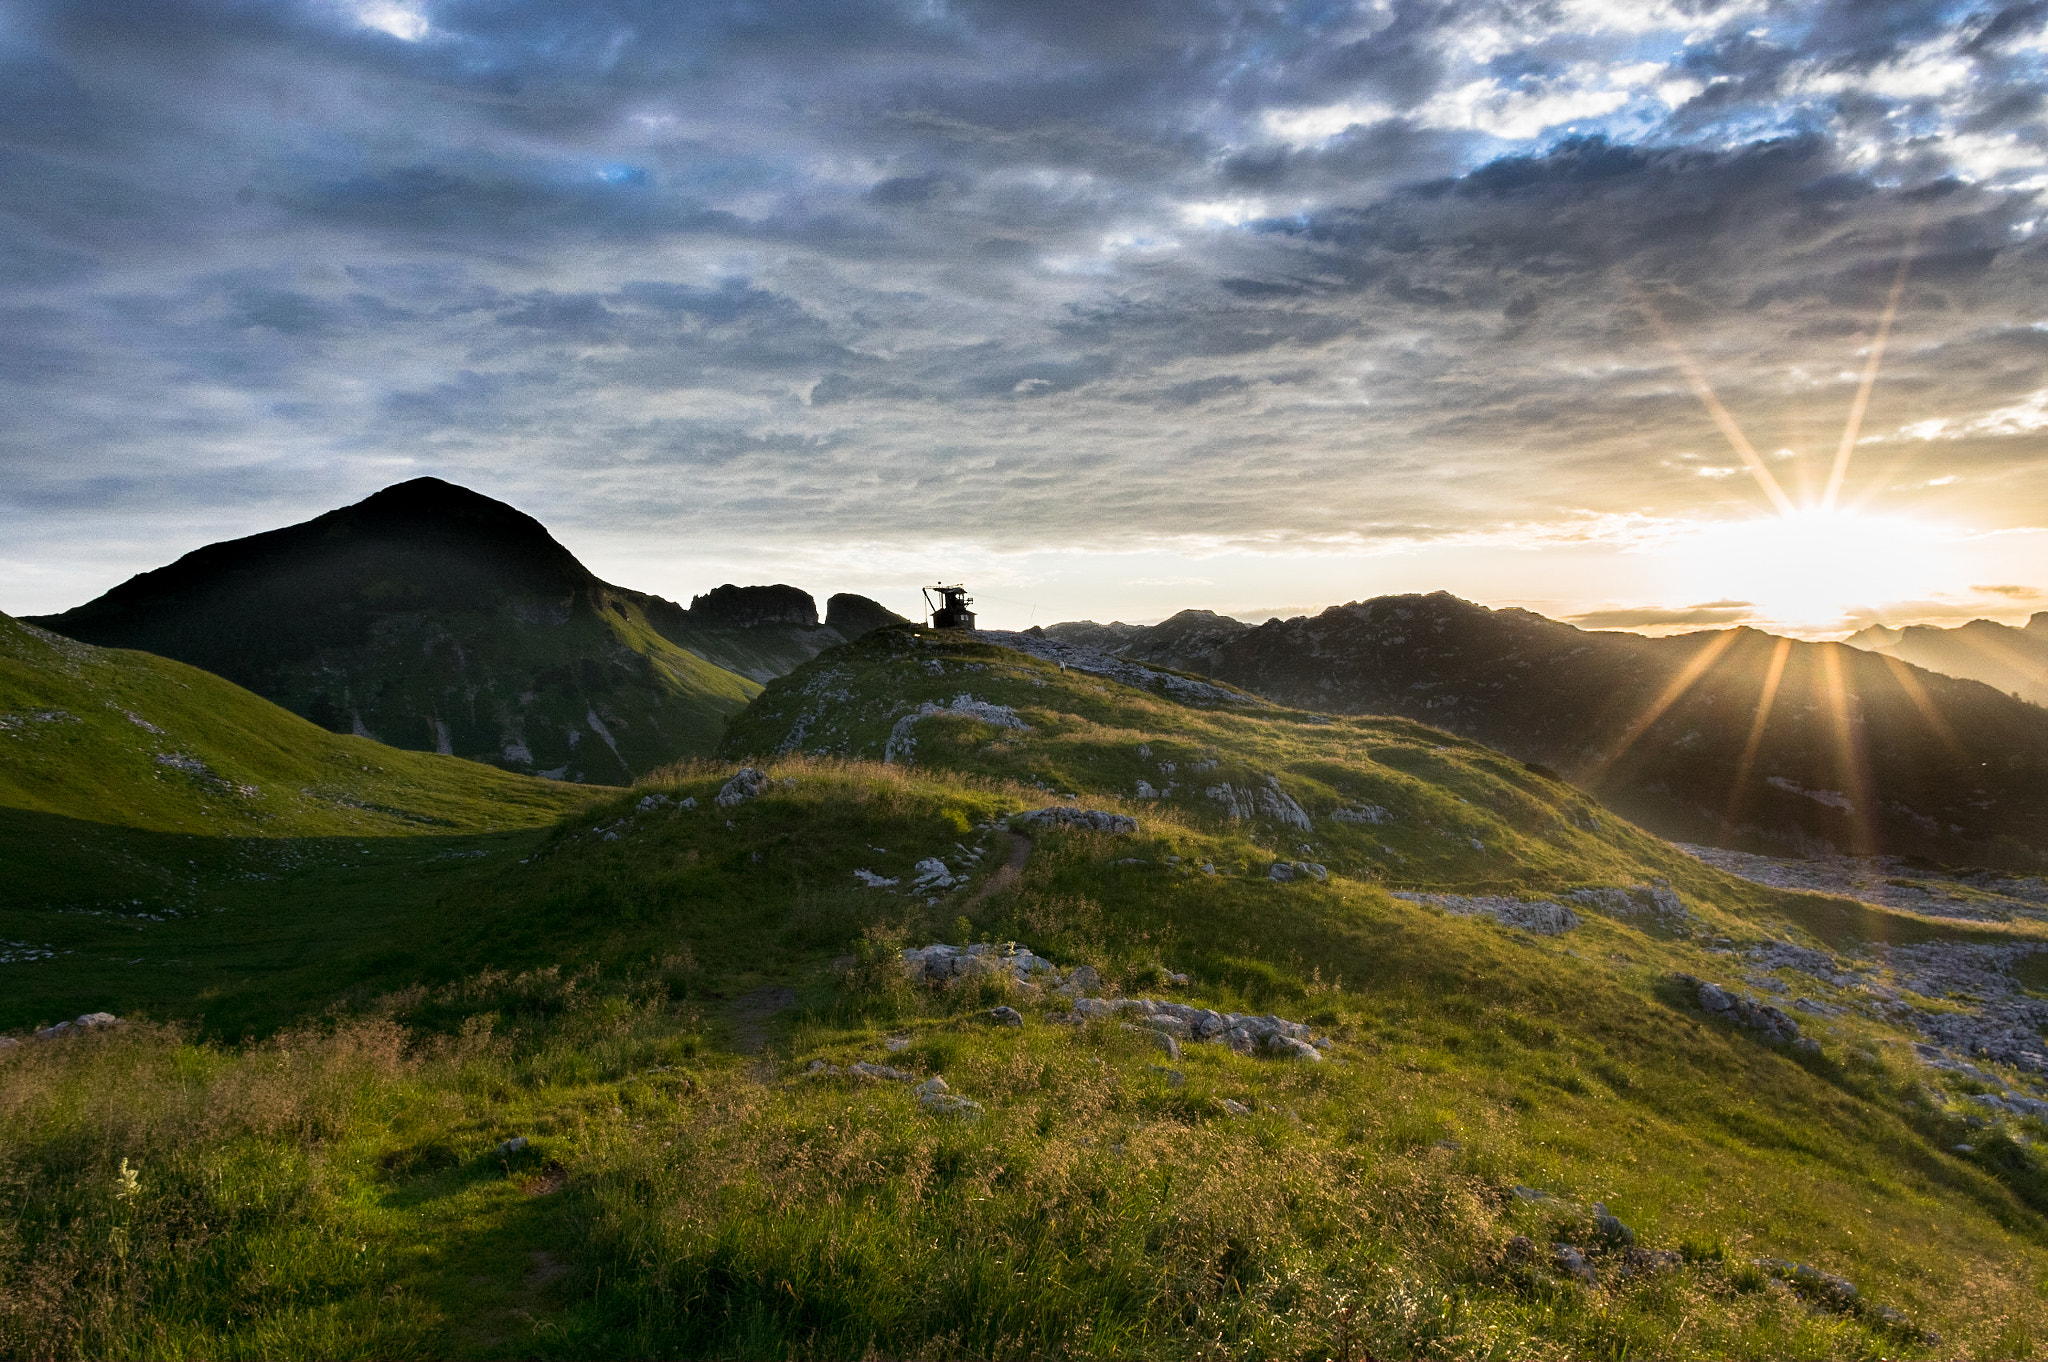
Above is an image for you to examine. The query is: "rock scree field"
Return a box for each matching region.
[5,622,2048,1356]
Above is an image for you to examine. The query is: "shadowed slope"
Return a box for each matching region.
[0,611,595,836]
[27,479,761,781]
[1110,593,2048,866]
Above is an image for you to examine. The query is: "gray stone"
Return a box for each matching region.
[1394,892,1581,935]
[988,1006,1024,1027]
[848,1061,914,1082]
[1268,860,1328,882]
[1220,1098,1252,1117]
[496,1136,530,1156]
[1673,974,1803,1044]
[1551,1244,1597,1285]
[1593,1203,1635,1247]
[714,767,771,808]
[915,1075,983,1116]
[1148,1065,1186,1087]
[1754,1258,1857,1310]
[1013,807,1139,835]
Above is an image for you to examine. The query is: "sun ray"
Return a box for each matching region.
[1632,286,1797,518]
[1819,643,1880,854]
[1822,228,1918,512]
[1943,624,2044,694]
[1877,652,1966,760]
[1584,628,1742,783]
[1723,634,1792,829]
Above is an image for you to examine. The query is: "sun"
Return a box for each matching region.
[1664,508,1948,631]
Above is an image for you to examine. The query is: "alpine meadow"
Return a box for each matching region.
[14,2,2048,1359]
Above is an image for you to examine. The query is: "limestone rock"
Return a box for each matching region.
[848,1061,914,1082]
[715,767,771,807]
[34,1012,119,1040]
[915,1075,983,1116]
[1551,1243,1596,1285]
[1013,807,1138,835]
[1593,1203,1635,1247]
[1394,892,1580,935]
[988,1006,1024,1027]
[1673,974,1803,1044]
[1268,860,1328,882]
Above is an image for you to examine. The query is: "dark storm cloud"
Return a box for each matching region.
[5,0,2048,612]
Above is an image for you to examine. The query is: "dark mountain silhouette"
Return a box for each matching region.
[28,479,889,779]
[1845,614,2048,707]
[825,592,909,638]
[1099,592,2048,866]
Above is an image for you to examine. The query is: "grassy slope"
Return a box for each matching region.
[6,627,2048,1356]
[0,612,599,837]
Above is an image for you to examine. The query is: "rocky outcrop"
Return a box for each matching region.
[1012,807,1138,835]
[1205,776,1313,830]
[824,593,907,638]
[715,767,771,807]
[884,694,1029,764]
[686,583,819,628]
[1673,974,1807,1046]
[1395,893,1580,935]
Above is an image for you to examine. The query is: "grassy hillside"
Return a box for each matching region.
[27,479,762,781]
[7,626,2048,1357]
[1108,593,2048,868]
[0,612,595,837]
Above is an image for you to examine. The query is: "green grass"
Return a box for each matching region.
[7,625,2048,1356]
[0,612,600,837]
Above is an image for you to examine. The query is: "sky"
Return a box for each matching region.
[4,0,2048,636]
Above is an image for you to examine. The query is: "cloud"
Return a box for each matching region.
[1571,601,1757,629]
[1,0,2048,619]
[1974,583,2042,598]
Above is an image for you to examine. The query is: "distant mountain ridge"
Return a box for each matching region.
[28,479,900,780]
[1845,614,2048,707]
[1069,592,2048,866]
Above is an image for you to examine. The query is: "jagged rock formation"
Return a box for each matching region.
[686,583,818,628]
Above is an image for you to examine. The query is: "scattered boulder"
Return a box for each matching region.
[1551,1243,1597,1285]
[1149,1065,1186,1087]
[1220,1098,1252,1117]
[1566,883,1693,927]
[853,869,900,887]
[1122,1023,1181,1059]
[987,1006,1024,1028]
[902,941,1059,986]
[1062,995,1323,1060]
[1055,964,1103,998]
[849,1061,914,1082]
[1268,861,1328,882]
[715,767,771,808]
[910,858,960,889]
[1394,893,1580,935]
[1593,1203,1636,1247]
[1013,807,1138,835]
[496,1136,530,1156]
[1673,974,1803,1044]
[915,1075,983,1116]
[34,1012,118,1040]
[1754,1258,1857,1310]
[1205,776,1313,830]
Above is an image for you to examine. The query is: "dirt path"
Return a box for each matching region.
[967,832,1032,907]
[727,985,797,1055]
